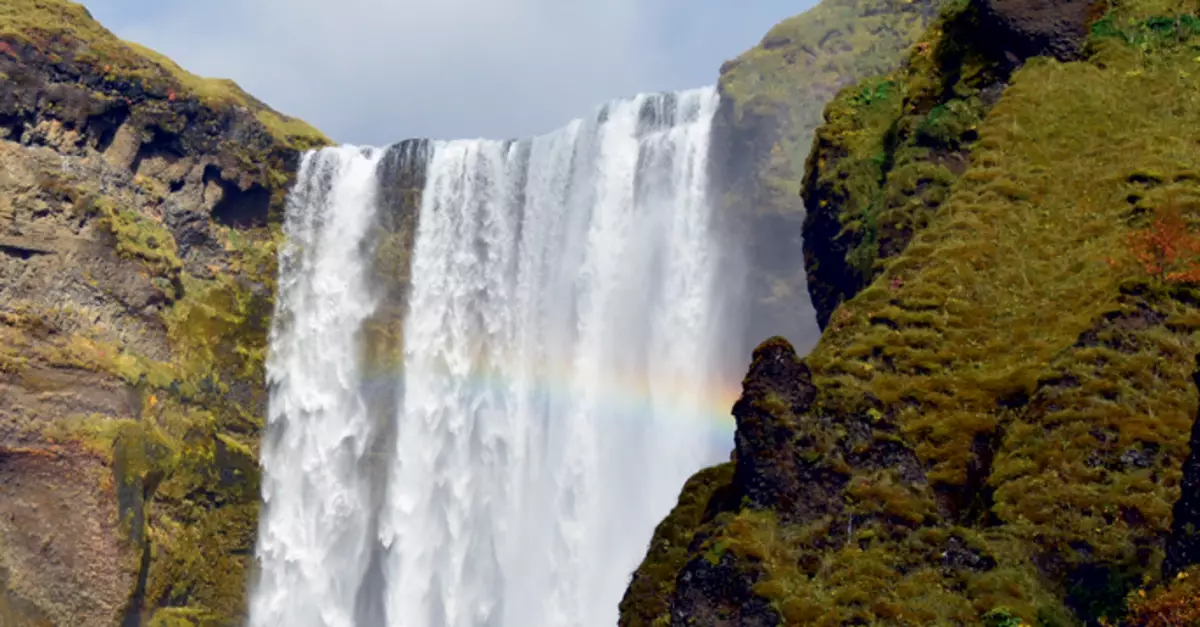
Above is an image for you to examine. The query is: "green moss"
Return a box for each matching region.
[1091,11,1200,49]
[807,0,1005,282]
[147,607,223,627]
[166,227,279,397]
[804,11,1200,622]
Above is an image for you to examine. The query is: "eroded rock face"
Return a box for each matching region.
[709,0,945,353]
[0,8,326,625]
[0,448,129,627]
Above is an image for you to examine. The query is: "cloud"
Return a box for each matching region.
[83,0,808,145]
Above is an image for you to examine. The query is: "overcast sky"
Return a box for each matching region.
[81,0,814,145]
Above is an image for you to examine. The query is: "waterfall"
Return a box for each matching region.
[252,87,737,627]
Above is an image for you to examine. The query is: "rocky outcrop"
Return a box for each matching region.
[0,1,329,625]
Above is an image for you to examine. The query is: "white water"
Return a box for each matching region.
[253,87,735,627]
[253,146,386,627]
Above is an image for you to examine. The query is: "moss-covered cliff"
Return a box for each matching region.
[0,1,329,625]
[623,0,1200,623]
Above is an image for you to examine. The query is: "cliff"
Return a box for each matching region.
[623,0,1200,623]
[0,1,328,625]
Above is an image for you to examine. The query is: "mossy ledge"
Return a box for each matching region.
[623,0,1200,622]
[0,1,330,625]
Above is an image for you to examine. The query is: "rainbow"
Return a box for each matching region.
[363,356,742,442]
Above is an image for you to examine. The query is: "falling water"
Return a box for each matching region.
[252,146,386,627]
[253,87,737,627]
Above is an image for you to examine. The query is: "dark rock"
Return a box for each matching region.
[942,535,997,573]
[0,33,311,222]
[669,554,779,627]
[976,0,1101,65]
[732,337,850,520]
[1164,355,1200,578]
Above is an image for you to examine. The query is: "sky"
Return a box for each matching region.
[81,0,815,145]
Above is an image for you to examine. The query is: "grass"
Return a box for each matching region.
[812,38,1200,486]
[0,0,328,150]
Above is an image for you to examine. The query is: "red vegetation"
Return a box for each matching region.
[1124,570,1200,627]
[1124,198,1200,283]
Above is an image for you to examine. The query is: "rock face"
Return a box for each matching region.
[623,0,1200,622]
[0,1,328,625]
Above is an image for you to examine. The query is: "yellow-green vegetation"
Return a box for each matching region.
[1124,567,1200,626]
[146,607,224,627]
[628,0,1200,623]
[0,0,327,151]
[803,17,1200,620]
[86,196,183,283]
[165,226,281,420]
